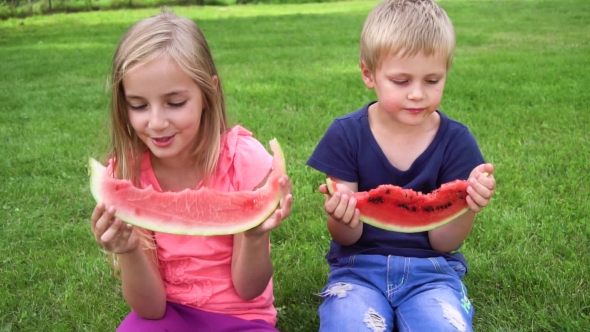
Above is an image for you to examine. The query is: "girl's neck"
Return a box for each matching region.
[150,154,203,191]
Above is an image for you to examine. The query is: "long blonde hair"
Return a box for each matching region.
[104,10,228,276]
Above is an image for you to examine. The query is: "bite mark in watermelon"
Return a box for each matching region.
[89,139,286,236]
[326,178,472,233]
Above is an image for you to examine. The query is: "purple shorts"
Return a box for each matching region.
[117,301,278,332]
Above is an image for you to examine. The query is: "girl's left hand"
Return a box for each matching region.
[466,163,496,213]
[245,174,293,238]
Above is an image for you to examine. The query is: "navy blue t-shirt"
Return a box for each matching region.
[307,102,485,270]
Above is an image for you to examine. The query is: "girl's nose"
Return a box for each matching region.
[148,107,169,131]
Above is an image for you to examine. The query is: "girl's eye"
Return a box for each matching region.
[169,101,187,108]
[129,104,147,110]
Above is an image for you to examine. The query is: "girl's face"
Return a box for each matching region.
[123,56,208,165]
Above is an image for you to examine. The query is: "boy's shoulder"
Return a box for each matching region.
[332,102,372,123]
[438,111,474,136]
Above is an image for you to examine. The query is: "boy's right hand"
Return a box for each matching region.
[319,183,361,228]
[91,203,139,254]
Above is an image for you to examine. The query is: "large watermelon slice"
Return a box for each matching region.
[326,178,471,233]
[89,139,286,236]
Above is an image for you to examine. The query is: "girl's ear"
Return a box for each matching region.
[360,61,375,89]
[212,75,219,90]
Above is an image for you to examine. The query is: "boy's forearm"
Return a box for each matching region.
[232,233,273,301]
[118,246,167,319]
[428,211,476,253]
[327,216,363,246]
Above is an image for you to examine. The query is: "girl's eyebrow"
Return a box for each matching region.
[125,90,189,99]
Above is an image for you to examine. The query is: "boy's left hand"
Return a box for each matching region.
[467,163,496,213]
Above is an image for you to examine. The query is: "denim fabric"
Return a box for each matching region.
[318,255,474,332]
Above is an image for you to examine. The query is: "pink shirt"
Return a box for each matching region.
[138,126,276,325]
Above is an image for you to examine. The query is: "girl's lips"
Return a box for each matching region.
[151,135,175,147]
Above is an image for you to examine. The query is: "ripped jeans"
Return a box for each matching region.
[318,255,474,332]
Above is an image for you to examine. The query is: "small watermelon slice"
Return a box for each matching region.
[89,139,286,236]
[326,178,471,233]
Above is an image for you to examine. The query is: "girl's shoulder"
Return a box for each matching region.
[217,125,273,191]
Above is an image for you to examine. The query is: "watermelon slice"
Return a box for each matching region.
[326,178,471,233]
[89,139,286,236]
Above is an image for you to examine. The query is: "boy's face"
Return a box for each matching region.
[361,51,448,126]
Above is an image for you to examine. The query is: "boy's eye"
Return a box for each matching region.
[129,104,147,110]
[169,101,187,108]
[427,80,440,84]
[391,80,408,85]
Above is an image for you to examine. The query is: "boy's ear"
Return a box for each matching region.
[360,61,375,89]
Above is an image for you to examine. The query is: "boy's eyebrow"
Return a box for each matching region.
[125,90,189,99]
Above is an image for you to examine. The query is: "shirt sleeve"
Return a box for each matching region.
[306,120,359,182]
[439,127,485,184]
[231,136,274,191]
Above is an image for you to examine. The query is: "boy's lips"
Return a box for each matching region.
[405,108,425,113]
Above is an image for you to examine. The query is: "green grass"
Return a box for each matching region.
[1,0,589,331]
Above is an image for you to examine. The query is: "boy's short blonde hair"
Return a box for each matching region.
[360,0,456,72]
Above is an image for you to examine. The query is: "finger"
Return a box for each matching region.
[279,194,293,220]
[94,206,116,242]
[90,203,105,233]
[469,178,493,200]
[477,173,496,191]
[467,185,490,208]
[319,184,330,195]
[258,211,282,233]
[466,196,482,213]
[348,209,361,228]
[332,194,350,222]
[119,223,134,243]
[324,192,341,214]
[474,163,494,177]
[100,218,123,244]
[340,196,357,224]
[482,163,495,175]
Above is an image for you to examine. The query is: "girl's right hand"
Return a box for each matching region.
[319,183,361,228]
[91,203,139,254]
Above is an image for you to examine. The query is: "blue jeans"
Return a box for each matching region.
[318,255,474,332]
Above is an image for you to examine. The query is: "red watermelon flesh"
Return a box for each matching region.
[326,178,470,233]
[89,139,286,236]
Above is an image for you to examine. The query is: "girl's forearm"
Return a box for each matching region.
[231,233,273,301]
[118,246,167,319]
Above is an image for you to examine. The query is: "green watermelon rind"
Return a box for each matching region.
[89,139,285,236]
[325,178,469,233]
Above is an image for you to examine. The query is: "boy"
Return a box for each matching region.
[307,0,496,331]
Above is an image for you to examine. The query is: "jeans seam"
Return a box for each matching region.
[388,257,409,296]
[396,310,412,332]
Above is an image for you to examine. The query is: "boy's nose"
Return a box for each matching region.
[407,84,425,100]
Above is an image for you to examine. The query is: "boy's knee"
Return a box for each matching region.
[363,307,387,332]
[437,300,468,332]
[318,282,353,298]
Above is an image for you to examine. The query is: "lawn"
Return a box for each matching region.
[1,0,589,331]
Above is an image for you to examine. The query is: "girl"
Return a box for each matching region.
[90,11,293,332]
